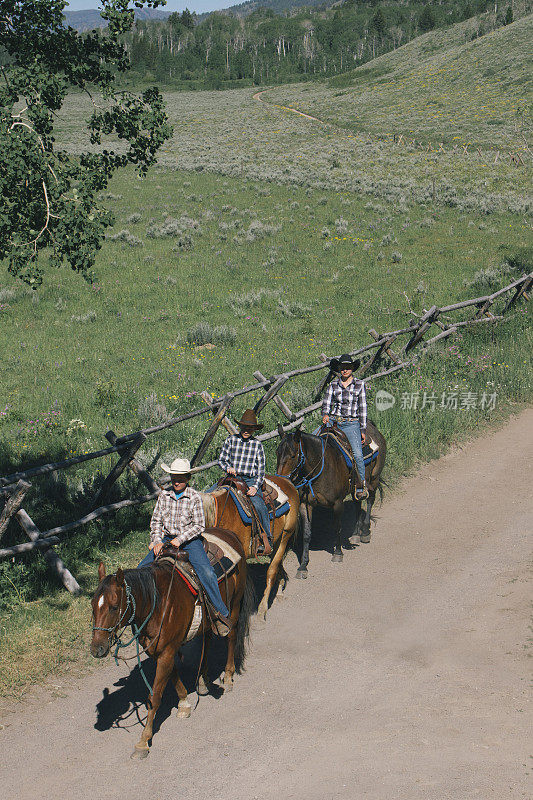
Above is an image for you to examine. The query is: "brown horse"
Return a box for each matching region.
[90,529,253,759]
[201,475,299,619]
[276,421,386,576]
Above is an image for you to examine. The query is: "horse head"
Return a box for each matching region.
[90,563,126,658]
[275,424,303,478]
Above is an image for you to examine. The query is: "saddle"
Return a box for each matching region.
[216,475,276,558]
[155,527,244,637]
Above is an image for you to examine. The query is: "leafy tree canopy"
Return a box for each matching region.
[0,0,172,286]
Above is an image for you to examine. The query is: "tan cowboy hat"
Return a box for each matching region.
[160,457,191,475]
[235,409,264,429]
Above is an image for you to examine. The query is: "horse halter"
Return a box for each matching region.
[92,579,136,643]
[277,437,305,482]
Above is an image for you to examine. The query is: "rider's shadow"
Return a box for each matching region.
[296,501,359,558]
[94,636,230,736]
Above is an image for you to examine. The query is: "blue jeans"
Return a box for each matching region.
[241,476,272,543]
[137,536,229,617]
[338,420,366,486]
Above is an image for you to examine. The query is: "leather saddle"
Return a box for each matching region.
[157,535,225,565]
[216,475,274,557]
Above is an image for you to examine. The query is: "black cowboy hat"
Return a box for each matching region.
[235,408,264,429]
[330,353,361,372]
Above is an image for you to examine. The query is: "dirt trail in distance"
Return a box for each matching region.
[1,410,532,800]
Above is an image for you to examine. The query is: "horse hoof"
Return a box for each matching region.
[131,745,149,760]
[177,704,192,719]
[296,568,308,579]
[223,677,234,693]
[197,679,211,696]
[331,552,343,563]
[360,533,371,543]
[348,534,361,545]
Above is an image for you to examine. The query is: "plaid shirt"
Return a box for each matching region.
[322,377,367,430]
[149,486,205,548]
[218,434,265,489]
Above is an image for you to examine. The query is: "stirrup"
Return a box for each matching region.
[355,484,368,500]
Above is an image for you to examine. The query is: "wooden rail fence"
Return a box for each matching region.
[0,272,531,593]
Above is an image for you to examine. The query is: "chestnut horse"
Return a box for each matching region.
[201,474,299,619]
[276,421,386,577]
[90,530,253,759]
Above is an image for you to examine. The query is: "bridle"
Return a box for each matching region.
[92,580,135,641]
[277,434,326,498]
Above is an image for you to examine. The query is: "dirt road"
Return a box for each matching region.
[2,411,531,800]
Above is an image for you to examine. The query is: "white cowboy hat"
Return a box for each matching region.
[160,458,191,475]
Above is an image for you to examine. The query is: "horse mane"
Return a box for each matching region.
[198,490,219,527]
[122,567,160,608]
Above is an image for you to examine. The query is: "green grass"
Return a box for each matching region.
[0,13,531,695]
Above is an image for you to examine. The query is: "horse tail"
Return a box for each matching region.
[234,571,256,674]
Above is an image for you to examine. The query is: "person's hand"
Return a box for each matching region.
[227,467,236,476]
[247,486,257,497]
[322,415,329,425]
[361,431,366,444]
[170,538,180,548]
[152,541,163,556]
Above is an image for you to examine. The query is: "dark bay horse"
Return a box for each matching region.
[90,530,253,758]
[201,474,299,619]
[276,421,386,577]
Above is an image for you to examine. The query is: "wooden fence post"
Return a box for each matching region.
[368,329,401,365]
[0,479,31,539]
[200,391,238,435]
[502,276,532,314]
[190,396,233,467]
[93,432,147,507]
[104,431,160,495]
[253,374,290,416]
[253,371,296,421]
[404,306,439,352]
[16,509,80,595]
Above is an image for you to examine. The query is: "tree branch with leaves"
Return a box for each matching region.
[0,0,172,286]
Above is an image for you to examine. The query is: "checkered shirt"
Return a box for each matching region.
[322,377,367,430]
[149,486,205,548]
[218,434,266,489]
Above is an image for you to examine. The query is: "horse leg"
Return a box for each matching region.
[258,526,291,618]
[349,499,363,545]
[170,662,193,719]
[131,648,174,759]
[296,501,312,579]
[331,500,344,562]
[197,631,213,696]
[223,609,240,692]
[360,491,374,543]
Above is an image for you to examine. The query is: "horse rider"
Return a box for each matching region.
[322,353,368,500]
[137,457,232,635]
[218,409,272,556]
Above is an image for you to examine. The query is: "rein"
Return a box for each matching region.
[93,574,158,695]
[278,437,326,499]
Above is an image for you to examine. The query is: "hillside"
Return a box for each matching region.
[120,0,528,87]
[63,7,171,31]
[266,13,533,149]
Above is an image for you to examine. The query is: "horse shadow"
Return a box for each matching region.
[293,501,360,561]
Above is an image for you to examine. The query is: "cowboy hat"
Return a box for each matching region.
[160,457,192,475]
[234,409,264,429]
[330,353,361,372]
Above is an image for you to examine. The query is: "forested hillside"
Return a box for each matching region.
[122,0,528,87]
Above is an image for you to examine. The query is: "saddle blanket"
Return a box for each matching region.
[313,427,379,471]
[226,488,290,527]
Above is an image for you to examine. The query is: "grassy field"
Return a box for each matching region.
[0,14,531,696]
